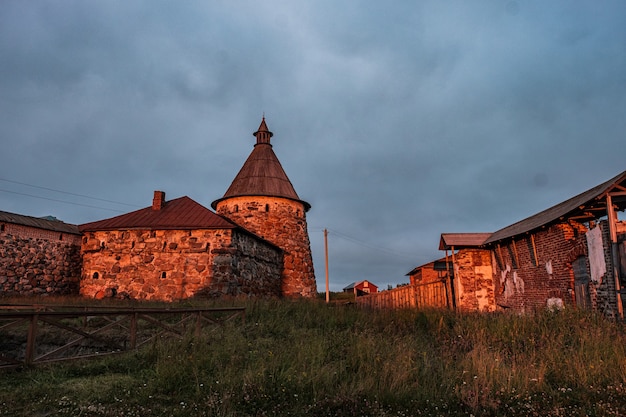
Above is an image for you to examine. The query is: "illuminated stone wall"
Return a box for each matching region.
[80,227,282,301]
[0,230,81,296]
[215,196,317,297]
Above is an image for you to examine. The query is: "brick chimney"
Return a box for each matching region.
[152,191,166,210]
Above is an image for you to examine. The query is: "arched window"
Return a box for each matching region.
[92,272,99,279]
[160,271,167,279]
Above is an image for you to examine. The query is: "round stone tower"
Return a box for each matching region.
[212,118,317,297]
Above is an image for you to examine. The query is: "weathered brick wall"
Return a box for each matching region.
[1,222,81,245]
[80,228,282,301]
[454,249,496,312]
[216,196,317,297]
[0,231,81,296]
[590,221,619,317]
[493,222,589,312]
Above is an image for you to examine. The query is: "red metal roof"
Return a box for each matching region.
[79,195,237,232]
[211,118,311,211]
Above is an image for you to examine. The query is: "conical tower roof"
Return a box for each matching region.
[212,118,311,211]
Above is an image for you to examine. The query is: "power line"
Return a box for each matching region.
[0,188,126,213]
[312,227,417,261]
[0,177,138,207]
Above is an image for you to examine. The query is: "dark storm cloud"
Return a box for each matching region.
[1,1,625,291]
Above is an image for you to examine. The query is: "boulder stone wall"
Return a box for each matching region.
[216,196,317,297]
[0,232,81,296]
[80,228,282,301]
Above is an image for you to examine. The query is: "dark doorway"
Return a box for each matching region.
[573,256,591,309]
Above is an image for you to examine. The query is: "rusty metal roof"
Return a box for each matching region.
[0,210,80,234]
[485,170,626,244]
[211,118,311,211]
[79,195,238,232]
[439,233,492,250]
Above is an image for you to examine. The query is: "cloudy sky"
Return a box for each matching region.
[1,1,625,292]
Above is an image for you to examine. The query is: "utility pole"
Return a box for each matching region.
[324,228,329,303]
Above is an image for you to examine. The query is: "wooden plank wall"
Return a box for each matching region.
[356,281,448,310]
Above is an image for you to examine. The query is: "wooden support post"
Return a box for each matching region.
[496,244,504,269]
[446,248,455,310]
[512,240,520,267]
[25,313,38,366]
[324,229,330,304]
[129,312,138,349]
[195,312,202,338]
[451,246,458,310]
[530,235,539,266]
[607,194,623,319]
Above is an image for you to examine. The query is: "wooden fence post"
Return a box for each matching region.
[25,313,38,366]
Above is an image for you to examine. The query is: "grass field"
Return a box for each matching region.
[1,297,626,416]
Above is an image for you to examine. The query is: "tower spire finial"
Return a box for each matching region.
[253,115,273,145]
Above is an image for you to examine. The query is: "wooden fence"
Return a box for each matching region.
[356,281,449,310]
[0,305,245,369]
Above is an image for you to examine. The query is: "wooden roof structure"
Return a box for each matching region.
[439,233,492,250]
[0,210,80,235]
[485,170,626,244]
[211,118,311,211]
[406,256,454,276]
[342,280,378,292]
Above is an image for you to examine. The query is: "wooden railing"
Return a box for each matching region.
[356,281,449,310]
[0,306,245,369]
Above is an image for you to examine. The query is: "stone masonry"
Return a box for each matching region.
[215,196,316,297]
[0,231,81,296]
[80,227,282,301]
[453,248,496,312]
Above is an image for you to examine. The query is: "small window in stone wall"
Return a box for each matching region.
[160,271,167,279]
[92,272,99,279]
[59,233,63,241]
[0,224,5,232]
[233,204,238,213]
[265,204,270,212]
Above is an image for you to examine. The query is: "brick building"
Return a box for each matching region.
[416,171,626,316]
[483,171,626,316]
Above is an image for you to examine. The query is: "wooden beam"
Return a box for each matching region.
[530,235,539,267]
[497,244,505,269]
[511,240,520,268]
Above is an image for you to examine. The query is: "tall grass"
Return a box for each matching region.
[2,299,626,416]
